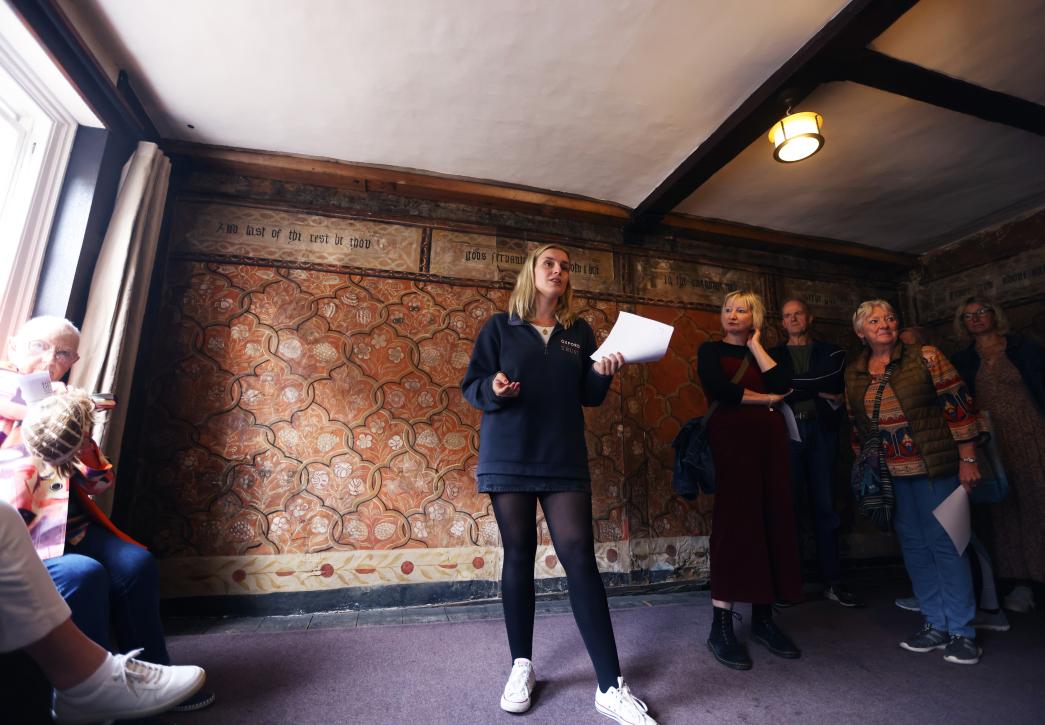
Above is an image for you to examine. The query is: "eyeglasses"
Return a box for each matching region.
[25,339,79,364]
[960,307,993,320]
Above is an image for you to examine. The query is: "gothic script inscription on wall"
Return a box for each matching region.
[429,229,618,293]
[633,257,764,306]
[172,201,422,272]
[779,277,894,321]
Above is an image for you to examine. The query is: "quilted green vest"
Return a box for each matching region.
[846,343,958,480]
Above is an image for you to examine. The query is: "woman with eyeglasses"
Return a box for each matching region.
[951,297,1045,615]
[1,316,215,714]
[844,300,983,664]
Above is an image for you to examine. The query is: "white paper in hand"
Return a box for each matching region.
[591,311,674,364]
[932,486,971,555]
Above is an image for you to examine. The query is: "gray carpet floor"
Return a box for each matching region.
[166,580,1045,724]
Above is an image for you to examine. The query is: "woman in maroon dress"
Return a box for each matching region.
[698,290,803,670]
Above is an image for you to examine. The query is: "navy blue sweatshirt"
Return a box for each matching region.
[460,312,613,480]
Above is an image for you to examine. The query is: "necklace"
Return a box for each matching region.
[533,319,555,335]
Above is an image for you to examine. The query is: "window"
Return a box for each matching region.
[0,2,98,346]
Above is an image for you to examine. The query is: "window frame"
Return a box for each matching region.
[0,25,78,348]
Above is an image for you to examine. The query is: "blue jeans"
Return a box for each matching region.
[788,419,841,584]
[44,523,170,664]
[893,475,975,638]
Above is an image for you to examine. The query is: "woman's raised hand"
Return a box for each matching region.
[746,327,763,350]
[492,372,520,398]
[593,352,625,377]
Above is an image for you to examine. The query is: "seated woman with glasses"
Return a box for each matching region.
[951,297,1045,615]
[1,316,214,714]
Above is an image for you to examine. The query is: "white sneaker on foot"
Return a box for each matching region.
[500,658,535,713]
[595,677,657,725]
[1003,585,1035,613]
[51,649,206,725]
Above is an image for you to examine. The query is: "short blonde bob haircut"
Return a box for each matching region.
[722,290,765,331]
[953,295,1009,343]
[852,299,897,336]
[507,244,578,327]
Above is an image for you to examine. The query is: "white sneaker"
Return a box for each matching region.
[1003,586,1036,613]
[500,658,536,713]
[52,649,206,725]
[595,677,657,725]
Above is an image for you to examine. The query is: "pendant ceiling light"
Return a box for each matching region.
[768,110,824,163]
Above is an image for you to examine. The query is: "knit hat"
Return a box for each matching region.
[21,388,96,477]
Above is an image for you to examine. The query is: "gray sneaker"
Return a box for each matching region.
[900,624,948,653]
[943,635,981,665]
[971,609,1010,632]
[894,596,920,612]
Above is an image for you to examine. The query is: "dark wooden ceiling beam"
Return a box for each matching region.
[833,49,1045,136]
[626,0,921,237]
[662,213,917,267]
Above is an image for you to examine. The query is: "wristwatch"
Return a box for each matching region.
[960,456,977,464]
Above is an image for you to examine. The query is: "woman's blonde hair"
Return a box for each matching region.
[21,388,95,479]
[722,290,765,330]
[852,299,897,336]
[953,295,1009,343]
[507,244,578,327]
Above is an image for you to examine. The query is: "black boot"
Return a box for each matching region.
[707,606,752,670]
[751,604,801,658]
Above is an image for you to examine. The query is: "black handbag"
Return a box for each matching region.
[850,361,897,531]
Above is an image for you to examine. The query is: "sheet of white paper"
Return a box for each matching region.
[18,372,54,404]
[590,311,674,364]
[780,403,801,442]
[933,486,971,555]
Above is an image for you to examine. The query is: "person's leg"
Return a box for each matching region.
[970,534,1000,611]
[68,525,170,665]
[894,477,947,632]
[490,493,539,662]
[539,491,621,692]
[23,618,107,691]
[763,424,803,604]
[807,426,842,586]
[787,432,809,567]
[45,554,112,652]
[0,500,73,655]
[911,476,975,638]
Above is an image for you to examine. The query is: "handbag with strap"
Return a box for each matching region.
[672,355,751,498]
[850,361,897,531]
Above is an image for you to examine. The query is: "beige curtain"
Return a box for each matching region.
[68,141,170,513]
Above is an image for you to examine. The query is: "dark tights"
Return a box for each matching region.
[491,491,621,692]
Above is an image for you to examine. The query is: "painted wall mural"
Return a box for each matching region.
[134,198,899,604]
[135,256,724,601]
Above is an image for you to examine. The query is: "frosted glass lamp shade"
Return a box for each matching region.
[768,111,824,163]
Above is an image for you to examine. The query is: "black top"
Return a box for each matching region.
[769,338,847,430]
[698,340,792,405]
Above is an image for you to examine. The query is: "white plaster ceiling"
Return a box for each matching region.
[71,0,1045,253]
[75,0,849,204]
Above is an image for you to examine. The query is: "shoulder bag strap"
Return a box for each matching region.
[869,361,898,481]
[703,354,752,426]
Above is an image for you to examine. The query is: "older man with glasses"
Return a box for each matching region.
[1,315,214,714]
